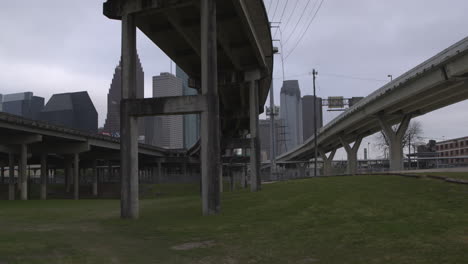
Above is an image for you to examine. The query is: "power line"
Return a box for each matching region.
[283,0,314,45]
[273,71,387,82]
[281,0,301,34]
[270,0,281,22]
[272,0,290,38]
[267,0,275,15]
[284,0,325,59]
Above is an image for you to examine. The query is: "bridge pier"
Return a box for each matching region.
[40,154,47,200]
[19,144,28,200]
[339,136,363,175]
[92,160,98,197]
[8,153,15,200]
[73,153,80,200]
[247,70,261,192]
[200,0,221,215]
[377,114,412,171]
[319,149,336,176]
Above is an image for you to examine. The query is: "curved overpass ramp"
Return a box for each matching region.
[277,37,468,172]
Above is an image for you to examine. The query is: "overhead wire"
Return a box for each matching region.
[272,0,290,38]
[279,0,300,35]
[283,0,314,45]
[270,0,281,22]
[284,0,325,60]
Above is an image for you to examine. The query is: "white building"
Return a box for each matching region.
[152,72,184,149]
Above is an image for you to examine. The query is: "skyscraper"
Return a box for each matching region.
[302,95,323,141]
[1,92,44,120]
[40,91,98,133]
[153,72,184,149]
[103,56,145,138]
[176,65,200,148]
[280,80,303,151]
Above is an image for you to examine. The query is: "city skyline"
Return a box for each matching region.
[1,0,468,158]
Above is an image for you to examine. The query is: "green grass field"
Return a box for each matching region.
[0,175,467,264]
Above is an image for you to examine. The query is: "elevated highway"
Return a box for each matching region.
[277,37,468,173]
[0,112,185,200]
[103,0,273,217]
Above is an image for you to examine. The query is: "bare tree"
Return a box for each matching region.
[375,120,423,158]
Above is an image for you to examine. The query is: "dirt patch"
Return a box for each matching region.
[171,240,216,251]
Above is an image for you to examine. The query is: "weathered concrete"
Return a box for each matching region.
[319,148,336,176]
[120,13,139,219]
[40,154,47,200]
[248,72,261,192]
[92,160,98,196]
[8,153,14,200]
[123,95,208,116]
[19,144,27,200]
[339,136,363,175]
[200,0,221,215]
[378,114,412,171]
[73,153,80,200]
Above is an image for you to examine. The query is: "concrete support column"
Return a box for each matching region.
[241,165,247,188]
[65,157,72,193]
[8,153,15,200]
[40,154,47,200]
[19,144,28,200]
[120,12,139,219]
[377,114,412,171]
[249,77,261,192]
[73,153,80,200]
[319,149,336,176]
[200,0,221,215]
[92,160,98,197]
[1,166,4,184]
[339,136,363,175]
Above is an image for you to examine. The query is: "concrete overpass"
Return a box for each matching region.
[0,112,185,201]
[103,0,273,217]
[277,36,468,174]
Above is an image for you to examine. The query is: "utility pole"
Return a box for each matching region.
[312,69,318,176]
[269,82,276,178]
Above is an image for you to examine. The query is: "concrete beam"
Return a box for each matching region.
[30,142,90,155]
[164,9,201,57]
[0,134,42,145]
[122,95,207,117]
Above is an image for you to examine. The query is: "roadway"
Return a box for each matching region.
[277,36,468,172]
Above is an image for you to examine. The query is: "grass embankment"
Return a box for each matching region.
[0,175,467,264]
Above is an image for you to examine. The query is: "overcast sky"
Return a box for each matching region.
[1,0,468,159]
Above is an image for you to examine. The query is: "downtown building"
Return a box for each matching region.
[302,95,323,141]
[103,56,146,140]
[39,91,98,133]
[280,80,303,152]
[151,72,184,149]
[0,92,44,120]
[436,136,468,165]
[176,65,200,148]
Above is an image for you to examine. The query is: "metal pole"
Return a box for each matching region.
[269,82,276,178]
[313,69,318,176]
